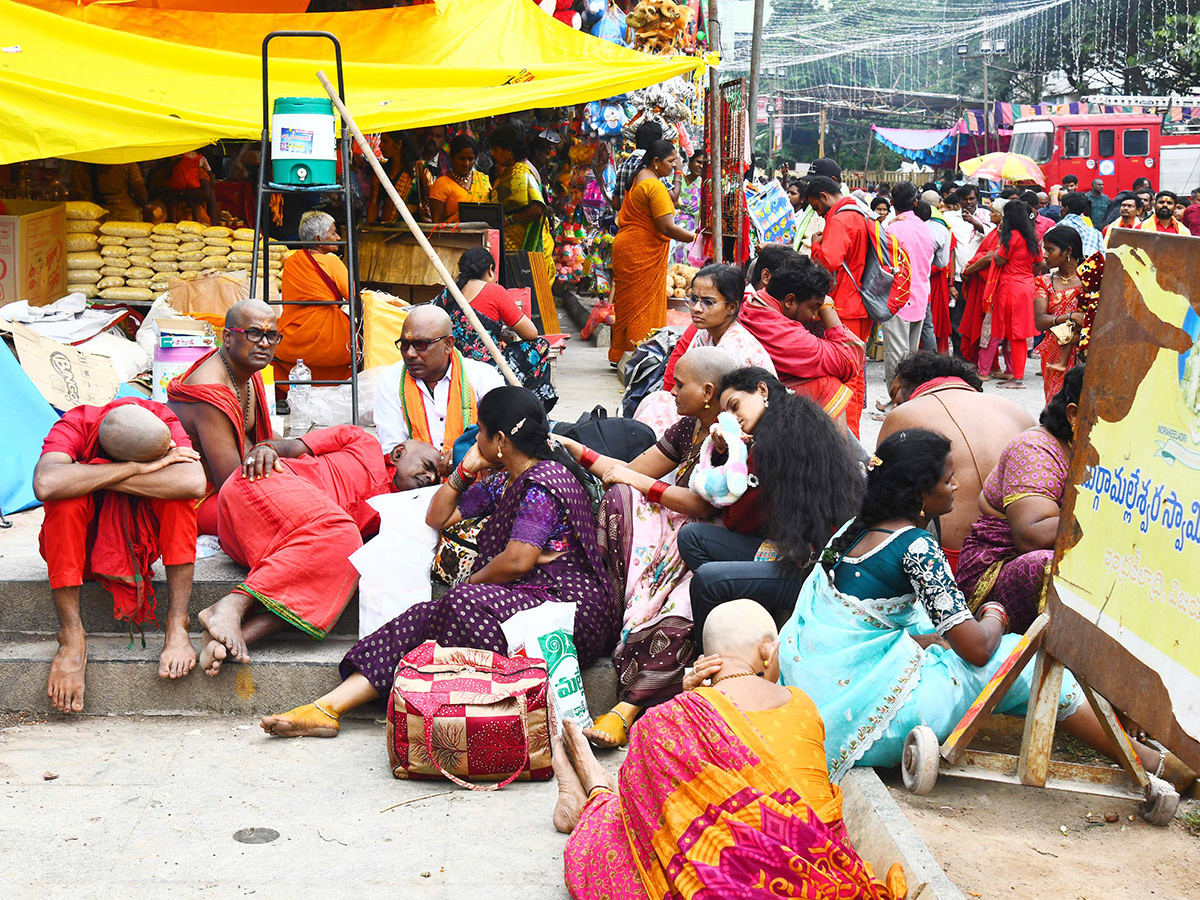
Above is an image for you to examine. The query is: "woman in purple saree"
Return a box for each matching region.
[260,387,619,738]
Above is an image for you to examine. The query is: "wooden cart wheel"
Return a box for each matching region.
[901,725,940,796]
[1138,775,1180,827]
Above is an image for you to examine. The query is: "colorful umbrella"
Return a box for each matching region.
[959,152,1046,187]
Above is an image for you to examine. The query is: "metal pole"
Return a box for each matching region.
[954,96,963,173]
[316,70,520,387]
[819,105,827,159]
[982,57,990,156]
[707,0,723,264]
[746,0,765,164]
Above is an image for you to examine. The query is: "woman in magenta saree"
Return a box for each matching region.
[561,684,903,900]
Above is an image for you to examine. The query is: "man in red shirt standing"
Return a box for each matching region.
[807,174,871,437]
[1140,190,1189,234]
[1181,187,1200,236]
[32,399,206,713]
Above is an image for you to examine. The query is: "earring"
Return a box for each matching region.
[763,398,770,408]
[704,400,710,409]
[498,446,504,460]
[919,507,926,518]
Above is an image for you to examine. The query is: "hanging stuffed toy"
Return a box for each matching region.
[537,0,583,29]
[691,412,755,507]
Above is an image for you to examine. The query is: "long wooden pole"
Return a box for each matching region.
[746,0,765,165]
[316,70,520,387]
[707,0,723,264]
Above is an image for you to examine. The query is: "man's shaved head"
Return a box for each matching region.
[98,405,173,462]
[675,346,737,389]
[400,305,455,384]
[389,439,441,491]
[702,599,778,660]
[224,298,276,330]
[402,305,452,337]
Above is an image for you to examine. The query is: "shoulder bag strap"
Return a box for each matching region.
[420,694,531,792]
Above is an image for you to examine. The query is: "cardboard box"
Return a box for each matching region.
[0,200,67,309]
[7,320,119,410]
[154,316,215,349]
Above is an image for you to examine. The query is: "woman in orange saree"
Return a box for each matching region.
[555,600,904,900]
[609,140,697,365]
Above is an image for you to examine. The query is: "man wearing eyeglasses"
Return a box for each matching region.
[374,305,504,456]
[168,299,277,535]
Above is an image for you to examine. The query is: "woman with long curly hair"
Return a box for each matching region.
[681,367,863,646]
[974,199,1041,387]
[747,427,1180,786]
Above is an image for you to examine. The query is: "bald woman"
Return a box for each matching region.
[33,399,206,713]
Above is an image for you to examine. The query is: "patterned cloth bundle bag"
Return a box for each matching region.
[387,641,554,790]
[430,517,485,586]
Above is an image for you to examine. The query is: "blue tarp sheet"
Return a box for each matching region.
[0,341,59,513]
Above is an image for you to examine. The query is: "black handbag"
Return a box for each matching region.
[552,405,656,463]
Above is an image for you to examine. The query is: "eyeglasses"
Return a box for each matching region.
[395,335,451,353]
[227,327,283,346]
[687,293,722,311]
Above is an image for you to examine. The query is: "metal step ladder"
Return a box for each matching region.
[250,31,362,422]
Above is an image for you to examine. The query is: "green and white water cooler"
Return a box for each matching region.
[270,97,337,185]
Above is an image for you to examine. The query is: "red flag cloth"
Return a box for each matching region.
[216,426,396,638]
[38,398,198,625]
[167,349,272,534]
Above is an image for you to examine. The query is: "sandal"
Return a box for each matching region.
[585,708,631,749]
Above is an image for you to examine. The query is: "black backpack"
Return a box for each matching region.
[552,406,656,463]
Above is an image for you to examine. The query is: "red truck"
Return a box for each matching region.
[1009,113,1200,193]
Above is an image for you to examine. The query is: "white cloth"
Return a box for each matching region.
[946,210,995,278]
[927,217,953,270]
[374,355,505,453]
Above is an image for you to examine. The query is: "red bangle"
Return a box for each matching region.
[647,480,669,505]
[455,462,476,483]
[580,447,600,467]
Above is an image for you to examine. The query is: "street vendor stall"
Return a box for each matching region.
[357,222,497,304]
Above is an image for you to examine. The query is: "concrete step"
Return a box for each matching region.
[0,551,363,638]
[0,632,619,718]
[557,286,610,348]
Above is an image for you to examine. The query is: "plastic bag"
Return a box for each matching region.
[501,602,592,732]
[287,367,383,427]
[350,487,440,639]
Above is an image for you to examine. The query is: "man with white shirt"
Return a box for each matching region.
[374,306,505,455]
[881,183,934,391]
[944,184,993,356]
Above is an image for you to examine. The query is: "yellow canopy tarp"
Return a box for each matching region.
[2,0,702,165]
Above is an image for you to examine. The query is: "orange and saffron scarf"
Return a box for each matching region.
[400,349,476,453]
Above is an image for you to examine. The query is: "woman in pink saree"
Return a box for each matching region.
[552,599,904,900]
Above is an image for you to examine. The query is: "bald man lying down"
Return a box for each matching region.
[32,399,207,713]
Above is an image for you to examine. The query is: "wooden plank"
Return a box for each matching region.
[1079,679,1149,787]
[940,614,1047,764]
[1016,652,1064,788]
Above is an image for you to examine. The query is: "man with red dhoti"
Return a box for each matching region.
[739,255,862,428]
[32,399,206,713]
[196,426,442,675]
[167,299,275,535]
[274,210,354,390]
[807,175,871,438]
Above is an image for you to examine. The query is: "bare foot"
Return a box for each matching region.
[552,731,587,834]
[197,598,249,664]
[564,720,616,794]
[158,622,197,679]
[48,631,87,713]
[198,634,227,677]
[999,379,1026,389]
[993,371,1015,382]
[260,703,341,738]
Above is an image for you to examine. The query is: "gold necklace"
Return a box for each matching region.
[451,169,473,190]
[711,671,761,685]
